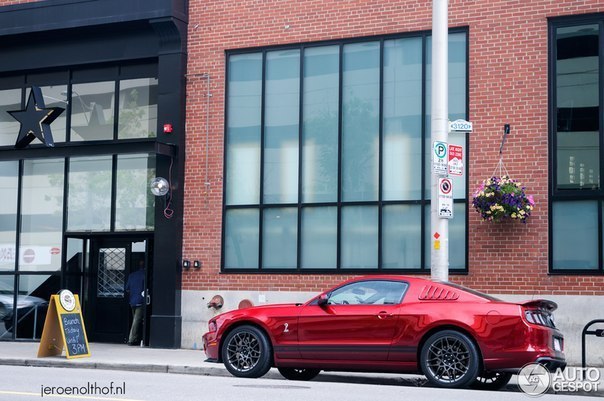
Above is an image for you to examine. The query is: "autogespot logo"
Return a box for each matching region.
[518,363,602,396]
[518,363,551,396]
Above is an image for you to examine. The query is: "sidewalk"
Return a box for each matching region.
[0,342,232,377]
[0,341,602,395]
[0,341,422,385]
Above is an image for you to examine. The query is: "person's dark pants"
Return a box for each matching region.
[128,305,144,345]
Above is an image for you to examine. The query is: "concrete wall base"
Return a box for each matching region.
[181,290,604,366]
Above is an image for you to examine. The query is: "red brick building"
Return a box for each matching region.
[181,1,604,363]
[0,0,603,364]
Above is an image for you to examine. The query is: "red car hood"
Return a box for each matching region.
[518,299,557,312]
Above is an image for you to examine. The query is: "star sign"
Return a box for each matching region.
[9,86,64,149]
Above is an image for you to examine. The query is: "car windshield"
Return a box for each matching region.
[444,282,502,302]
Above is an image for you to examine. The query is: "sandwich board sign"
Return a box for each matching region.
[37,289,90,359]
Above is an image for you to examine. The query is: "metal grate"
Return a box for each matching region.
[98,248,125,298]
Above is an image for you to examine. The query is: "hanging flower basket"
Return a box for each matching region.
[472,175,534,223]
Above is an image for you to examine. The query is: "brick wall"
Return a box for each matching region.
[183,0,604,296]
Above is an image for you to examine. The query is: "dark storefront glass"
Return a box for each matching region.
[0,161,18,272]
[551,20,603,272]
[0,89,21,147]
[0,275,15,340]
[19,159,64,273]
[118,78,158,139]
[115,154,156,231]
[70,81,115,142]
[15,274,57,339]
[67,156,112,232]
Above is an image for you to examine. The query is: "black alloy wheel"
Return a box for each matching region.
[470,371,513,390]
[221,325,272,378]
[278,367,321,381]
[420,330,480,388]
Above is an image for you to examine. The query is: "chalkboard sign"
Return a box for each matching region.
[60,313,89,357]
[38,291,90,359]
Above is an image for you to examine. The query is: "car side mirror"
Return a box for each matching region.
[317,294,329,306]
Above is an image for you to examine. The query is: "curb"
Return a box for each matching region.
[0,358,283,379]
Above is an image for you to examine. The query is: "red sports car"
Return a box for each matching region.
[202,276,565,389]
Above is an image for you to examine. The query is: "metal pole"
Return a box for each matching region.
[431,0,449,282]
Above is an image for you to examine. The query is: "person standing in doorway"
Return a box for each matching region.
[125,260,145,346]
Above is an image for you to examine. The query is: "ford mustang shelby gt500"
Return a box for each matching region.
[203,276,565,389]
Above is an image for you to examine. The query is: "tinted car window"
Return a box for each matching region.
[328,280,408,305]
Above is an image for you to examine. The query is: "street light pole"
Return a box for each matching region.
[430,0,449,282]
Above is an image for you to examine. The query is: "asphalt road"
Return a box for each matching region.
[0,365,601,401]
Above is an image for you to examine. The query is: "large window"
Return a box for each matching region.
[551,18,603,273]
[223,31,468,272]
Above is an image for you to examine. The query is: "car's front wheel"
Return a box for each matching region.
[420,330,480,388]
[221,325,272,378]
[278,367,321,381]
[470,371,512,390]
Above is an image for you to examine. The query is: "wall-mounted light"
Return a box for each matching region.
[150,176,174,219]
[182,260,190,270]
[193,260,201,269]
[150,177,169,196]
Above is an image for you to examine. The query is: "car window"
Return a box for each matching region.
[328,280,408,305]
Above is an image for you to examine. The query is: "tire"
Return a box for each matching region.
[470,371,512,391]
[420,330,481,388]
[278,367,321,381]
[221,325,272,378]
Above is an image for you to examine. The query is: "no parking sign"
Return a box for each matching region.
[438,178,453,219]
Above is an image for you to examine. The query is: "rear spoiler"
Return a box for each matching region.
[520,299,558,312]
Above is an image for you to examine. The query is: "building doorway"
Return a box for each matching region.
[64,236,153,345]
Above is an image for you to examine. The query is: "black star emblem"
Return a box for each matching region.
[8,86,64,149]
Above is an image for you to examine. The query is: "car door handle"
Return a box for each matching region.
[377,311,393,319]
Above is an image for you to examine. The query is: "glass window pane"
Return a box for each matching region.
[65,238,84,296]
[552,201,598,270]
[329,280,408,305]
[425,33,468,199]
[262,207,297,269]
[67,156,112,232]
[226,53,262,205]
[382,204,421,269]
[264,50,300,204]
[424,203,466,269]
[16,274,56,339]
[556,25,600,190]
[70,81,115,141]
[0,161,18,271]
[301,206,337,268]
[0,88,22,147]
[302,46,339,203]
[224,209,259,269]
[383,38,422,201]
[118,78,158,139]
[0,275,15,340]
[20,159,64,272]
[341,206,378,268]
[342,42,380,202]
[115,154,155,231]
[25,85,68,143]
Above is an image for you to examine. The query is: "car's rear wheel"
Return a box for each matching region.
[221,325,272,378]
[420,330,480,388]
[470,371,512,390]
[278,367,321,381]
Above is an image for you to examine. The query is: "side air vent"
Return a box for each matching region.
[419,285,460,301]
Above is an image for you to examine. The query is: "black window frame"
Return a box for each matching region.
[221,29,470,275]
[549,13,604,275]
